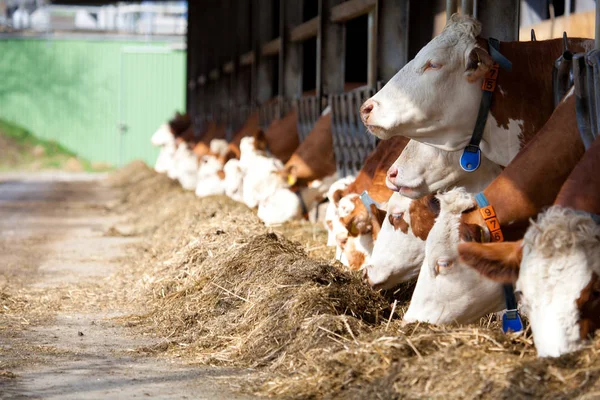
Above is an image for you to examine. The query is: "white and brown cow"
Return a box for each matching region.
[364,140,502,290]
[361,14,593,167]
[459,134,600,358]
[401,93,588,326]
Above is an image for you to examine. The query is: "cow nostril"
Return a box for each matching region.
[387,166,398,180]
[361,100,377,119]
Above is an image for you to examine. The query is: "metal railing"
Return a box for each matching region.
[329,86,378,177]
[258,97,292,133]
[295,95,321,143]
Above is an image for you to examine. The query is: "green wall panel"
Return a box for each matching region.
[0,37,186,166]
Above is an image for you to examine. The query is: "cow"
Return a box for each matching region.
[331,136,410,270]
[458,135,600,357]
[256,106,338,225]
[364,140,502,289]
[238,134,285,209]
[360,14,593,167]
[151,112,191,174]
[401,93,587,325]
[192,120,227,158]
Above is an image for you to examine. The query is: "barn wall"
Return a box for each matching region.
[0,35,186,167]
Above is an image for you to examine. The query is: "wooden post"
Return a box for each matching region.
[377,0,410,83]
[478,0,519,42]
[253,0,276,104]
[317,0,345,102]
[281,0,304,99]
[234,0,252,107]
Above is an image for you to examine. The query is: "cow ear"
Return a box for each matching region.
[253,130,268,151]
[458,241,523,283]
[465,46,494,83]
[332,189,344,207]
[459,223,486,243]
[369,204,387,240]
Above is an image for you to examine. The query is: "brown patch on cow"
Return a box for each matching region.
[168,112,192,136]
[344,136,409,202]
[283,112,336,184]
[217,170,226,180]
[345,239,366,271]
[332,189,344,207]
[263,109,300,163]
[193,142,210,157]
[577,272,600,340]
[555,128,600,215]
[326,220,333,231]
[458,241,523,284]
[468,95,585,242]
[485,37,593,148]
[388,213,408,234]
[340,197,372,237]
[218,147,239,165]
[253,130,268,152]
[409,195,440,241]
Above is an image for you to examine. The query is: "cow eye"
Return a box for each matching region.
[389,213,403,224]
[425,61,443,71]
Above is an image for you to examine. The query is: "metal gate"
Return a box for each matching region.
[574,49,600,150]
[119,46,186,166]
[295,95,321,142]
[329,86,378,177]
[259,97,292,132]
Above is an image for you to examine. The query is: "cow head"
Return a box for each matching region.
[335,193,388,271]
[403,188,504,325]
[364,193,439,290]
[459,207,600,357]
[361,15,494,151]
[174,142,199,191]
[223,159,245,202]
[387,139,501,199]
[151,123,176,147]
[195,154,226,197]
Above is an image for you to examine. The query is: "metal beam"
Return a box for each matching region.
[477,0,520,42]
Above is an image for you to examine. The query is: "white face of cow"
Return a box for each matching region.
[516,208,600,357]
[364,193,424,290]
[151,123,175,147]
[387,140,500,199]
[175,143,199,191]
[362,15,488,152]
[223,159,244,202]
[195,155,225,197]
[154,141,177,174]
[258,188,302,226]
[242,156,285,209]
[404,188,504,324]
[209,139,229,157]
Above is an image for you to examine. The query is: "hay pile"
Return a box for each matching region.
[109,162,600,399]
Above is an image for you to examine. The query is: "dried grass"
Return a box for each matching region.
[108,162,600,399]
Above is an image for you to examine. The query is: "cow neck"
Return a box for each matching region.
[463,95,584,240]
[554,135,600,215]
[481,38,588,167]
